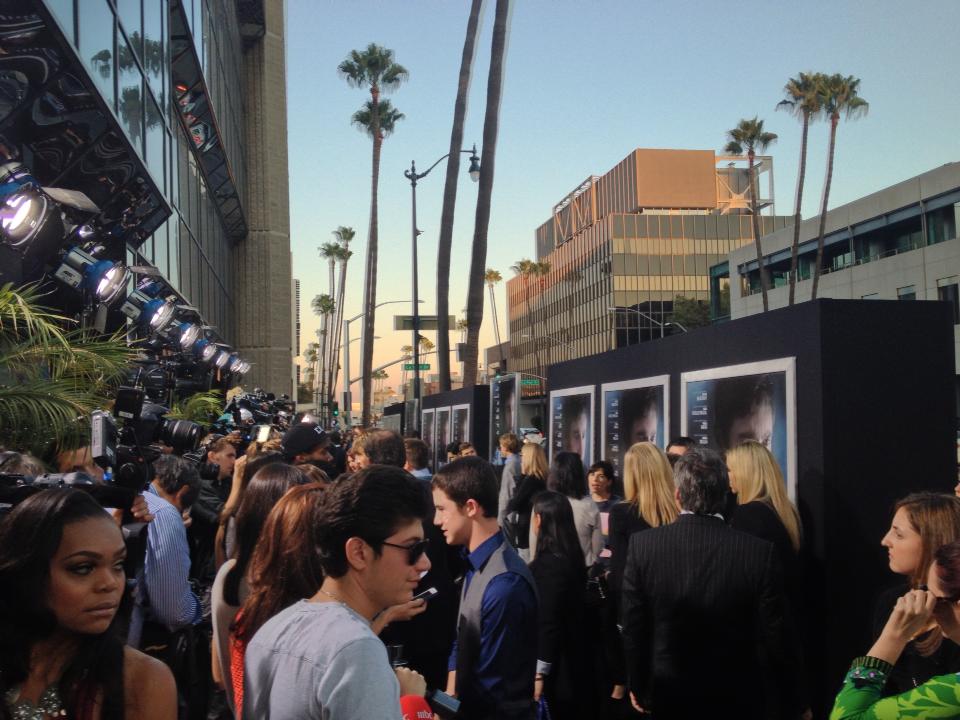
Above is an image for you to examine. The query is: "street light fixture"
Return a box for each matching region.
[404,144,480,434]
[343,300,422,426]
[606,306,688,342]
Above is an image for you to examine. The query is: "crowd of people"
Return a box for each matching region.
[2,421,960,719]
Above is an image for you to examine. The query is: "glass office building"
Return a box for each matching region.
[507,149,789,385]
[3,0,293,393]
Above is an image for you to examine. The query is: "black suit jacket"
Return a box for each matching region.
[620,513,800,719]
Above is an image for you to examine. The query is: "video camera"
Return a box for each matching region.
[92,385,205,490]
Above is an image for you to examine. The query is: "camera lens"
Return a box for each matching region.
[160,419,203,451]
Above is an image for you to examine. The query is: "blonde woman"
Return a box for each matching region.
[726,440,802,594]
[504,443,549,560]
[607,442,678,702]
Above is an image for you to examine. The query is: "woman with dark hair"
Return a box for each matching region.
[215,451,285,567]
[831,540,960,717]
[538,451,603,566]
[529,491,593,719]
[587,460,621,565]
[211,463,308,714]
[0,488,175,720]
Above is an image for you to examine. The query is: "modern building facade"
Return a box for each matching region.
[506,148,789,385]
[5,0,292,394]
[720,162,960,373]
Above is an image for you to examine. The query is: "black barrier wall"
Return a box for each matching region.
[423,385,491,460]
[548,298,956,715]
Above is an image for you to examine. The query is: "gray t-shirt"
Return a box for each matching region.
[243,600,401,720]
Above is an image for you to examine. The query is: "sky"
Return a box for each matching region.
[285,0,960,398]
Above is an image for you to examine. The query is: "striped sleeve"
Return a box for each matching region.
[143,495,201,630]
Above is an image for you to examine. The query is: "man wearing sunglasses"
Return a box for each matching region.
[432,456,538,720]
[243,465,431,719]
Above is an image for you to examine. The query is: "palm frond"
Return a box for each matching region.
[168,390,224,423]
[0,380,97,453]
[0,283,72,350]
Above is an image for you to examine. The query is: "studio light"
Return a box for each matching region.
[227,354,243,373]
[213,349,231,369]
[53,246,130,304]
[191,338,219,364]
[236,361,251,375]
[0,186,65,275]
[176,322,203,352]
[120,287,177,333]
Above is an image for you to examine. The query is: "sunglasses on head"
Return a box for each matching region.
[381,538,430,565]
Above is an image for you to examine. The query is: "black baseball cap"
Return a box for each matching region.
[282,422,329,460]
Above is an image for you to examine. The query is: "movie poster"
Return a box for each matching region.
[549,385,595,466]
[452,404,470,445]
[681,357,797,500]
[421,408,436,472]
[489,373,519,460]
[435,407,451,469]
[600,376,669,477]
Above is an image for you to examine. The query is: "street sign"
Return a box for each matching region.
[393,315,456,331]
[521,378,541,386]
[403,363,430,371]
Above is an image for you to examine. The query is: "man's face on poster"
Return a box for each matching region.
[565,409,589,457]
[726,400,773,450]
[628,409,658,446]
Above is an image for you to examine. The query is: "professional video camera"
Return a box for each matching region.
[222,389,295,433]
[92,385,205,490]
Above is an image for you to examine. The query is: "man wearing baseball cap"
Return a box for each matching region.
[282,422,333,465]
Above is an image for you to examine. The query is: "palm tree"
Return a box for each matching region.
[0,283,133,455]
[339,43,408,424]
[532,261,552,367]
[303,342,319,392]
[311,293,336,411]
[318,241,341,419]
[328,226,354,405]
[511,259,539,380]
[725,117,778,311]
[484,268,505,371]
[462,0,511,387]
[436,0,484,392]
[777,72,825,305]
[811,74,869,300]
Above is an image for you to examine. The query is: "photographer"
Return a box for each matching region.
[189,437,238,585]
[131,455,203,648]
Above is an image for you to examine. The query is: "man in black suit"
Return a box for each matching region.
[620,447,801,719]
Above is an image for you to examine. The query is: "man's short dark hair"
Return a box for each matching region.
[431,456,498,518]
[673,447,729,516]
[153,454,201,498]
[404,438,429,470]
[315,464,430,578]
[666,436,696,451]
[445,441,461,457]
[358,429,405,468]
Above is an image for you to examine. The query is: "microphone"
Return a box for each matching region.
[426,688,461,718]
[399,694,432,720]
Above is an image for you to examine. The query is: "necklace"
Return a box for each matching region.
[4,684,67,720]
[317,586,345,604]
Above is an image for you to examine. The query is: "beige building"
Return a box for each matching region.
[507,148,789,386]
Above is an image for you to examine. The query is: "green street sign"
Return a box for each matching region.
[403,363,430,371]
[521,378,540,386]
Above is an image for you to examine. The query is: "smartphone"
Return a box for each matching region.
[254,424,272,443]
[413,587,438,602]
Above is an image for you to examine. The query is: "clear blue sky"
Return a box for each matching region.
[286,0,960,392]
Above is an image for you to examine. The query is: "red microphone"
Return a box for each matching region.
[399,694,432,720]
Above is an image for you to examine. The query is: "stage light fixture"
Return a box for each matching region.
[191,338,219,364]
[176,322,203,351]
[0,186,65,274]
[53,246,130,304]
[236,361,251,375]
[227,355,243,373]
[213,349,231,369]
[120,288,177,333]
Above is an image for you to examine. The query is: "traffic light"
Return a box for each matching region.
[332,401,339,417]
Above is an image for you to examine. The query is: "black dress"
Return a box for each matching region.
[505,473,545,550]
[730,500,800,600]
[529,551,593,720]
[608,501,652,598]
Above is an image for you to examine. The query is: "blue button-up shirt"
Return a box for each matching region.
[448,532,538,702]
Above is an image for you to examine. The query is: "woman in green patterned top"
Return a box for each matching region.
[831,540,960,719]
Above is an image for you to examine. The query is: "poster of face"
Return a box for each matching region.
[451,404,470,445]
[600,376,669,477]
[435,407,451,469]
[681,357,797,500]
[549,386,595,466]
[421,409,436,472]
[489,373,519,460]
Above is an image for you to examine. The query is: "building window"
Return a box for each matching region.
[861,292,879,300]
[897,285,917,301]
[937,277,960,325]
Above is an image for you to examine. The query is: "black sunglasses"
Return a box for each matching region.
[381,538,430,565]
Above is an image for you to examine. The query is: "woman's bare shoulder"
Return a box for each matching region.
[123,647,177,720]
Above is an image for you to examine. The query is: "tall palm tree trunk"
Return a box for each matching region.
[361,93,382,425]
[330,257,349,407]
[488,282,504,369]
[325,258,336,415]
[463,0,510,387]
[811,114,839,301]
[526,276,541,380]
[437,0,483,392]
[788,112,810,306]
[748,150,770,311]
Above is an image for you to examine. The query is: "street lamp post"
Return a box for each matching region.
[404,144,480,434]
[607,306,687,344]
[343,299,419,426]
